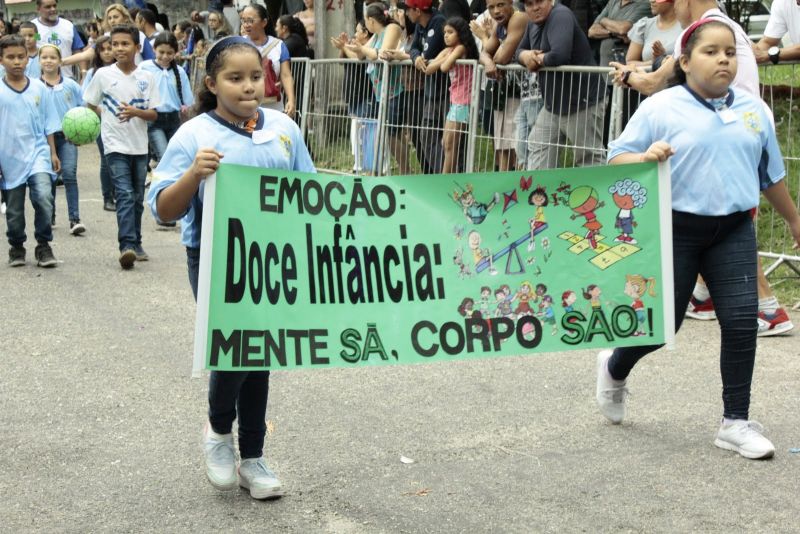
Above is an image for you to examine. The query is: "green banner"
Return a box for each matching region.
[194,163,674,372]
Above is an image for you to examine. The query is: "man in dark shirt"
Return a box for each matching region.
[514,0,606,169]
[471,0,528,171]
[588,0,650,67]
[402,0,448,174]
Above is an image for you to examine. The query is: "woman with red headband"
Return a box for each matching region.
[596,19,800,460]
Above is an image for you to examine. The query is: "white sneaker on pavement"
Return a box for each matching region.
[596,350,628,424]
[203,423,238,490]
[714,419,775,459]
[238,457,284,500]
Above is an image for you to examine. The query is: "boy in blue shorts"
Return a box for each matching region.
[0,35,61,268]
[83,24,160,269]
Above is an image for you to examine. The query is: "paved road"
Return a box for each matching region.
[2,145,799,533]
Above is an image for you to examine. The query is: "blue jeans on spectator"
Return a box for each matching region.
[148,111,181,164]
[4,172,53,247]
[96,136,114,203]
[107,152,147,251]
[608,210,758,419]
[514,97,543,170]
[187,246,271,459]
[53,132,80,222]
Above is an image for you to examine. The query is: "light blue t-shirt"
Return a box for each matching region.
[138,60,194,112]
[608,85,785,216]
[0,77,61,189]
[80,67,95,104]
[0,56,43,80]
[42,75,83,126]
[147,108,316,248]
[26,55,42,79]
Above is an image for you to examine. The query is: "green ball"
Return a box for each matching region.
[62,107,101,146]
[568,186,598,209]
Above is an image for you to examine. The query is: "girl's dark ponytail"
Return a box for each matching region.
[171,63,185,106]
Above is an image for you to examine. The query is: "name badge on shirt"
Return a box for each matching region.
[718,109,737,124]
[252,129,275,145]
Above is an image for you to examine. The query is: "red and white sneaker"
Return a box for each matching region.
[685,295,716,320]
[757,308,794,337]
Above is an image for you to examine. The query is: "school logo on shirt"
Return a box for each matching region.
[34,95,41,106]
[46,31,62,46]
[742,112,762,135]
[279,134,292,158]
[137,79,149,93]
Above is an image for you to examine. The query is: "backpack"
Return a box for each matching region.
[260,38,282,102]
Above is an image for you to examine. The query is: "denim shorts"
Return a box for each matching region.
[446,104,470,124]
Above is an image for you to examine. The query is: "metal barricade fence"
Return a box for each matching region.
[300,59,615,176]
[758,61,800,300]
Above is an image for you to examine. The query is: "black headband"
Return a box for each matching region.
[205,36,257,68]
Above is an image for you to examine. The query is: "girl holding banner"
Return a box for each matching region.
[598,19,800,459]
[146,36,315,499]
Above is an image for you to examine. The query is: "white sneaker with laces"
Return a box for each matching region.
[203,423,238,490]
[238,457,284,500]
[596,350,628,424]
[714,419,775,459]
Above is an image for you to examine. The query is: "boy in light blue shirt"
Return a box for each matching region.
[0,35,61,268]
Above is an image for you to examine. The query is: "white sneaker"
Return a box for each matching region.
[203,423,238,490]
[714,419,775,459]
[596,350,628,424]
[238,457,284,500]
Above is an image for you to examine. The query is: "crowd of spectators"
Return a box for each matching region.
[326,0,800,175]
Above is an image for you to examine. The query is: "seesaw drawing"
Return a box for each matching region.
[476,223,549,275]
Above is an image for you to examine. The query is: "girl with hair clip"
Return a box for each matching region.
[82,35,117,212]
[240,4,297,118]
[147,36,314,500]
[39,44,85,234]
[598,19,800,459]
[139,32,194,167]
[423,16,479,174]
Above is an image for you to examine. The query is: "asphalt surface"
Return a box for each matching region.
[2,145,799,533]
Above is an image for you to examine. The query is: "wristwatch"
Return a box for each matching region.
[768,46,780,64]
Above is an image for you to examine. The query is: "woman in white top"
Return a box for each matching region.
[241,4,297,118]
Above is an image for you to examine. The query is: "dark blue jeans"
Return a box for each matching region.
[608,210,758,419]
[187,247,271,459]
[147,111,181,164]
[4,173,54,247]
[106,152,147,251]
[53,132,80,221]
[96,136,114,203]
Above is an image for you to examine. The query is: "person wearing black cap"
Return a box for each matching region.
[396,0,448,174]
